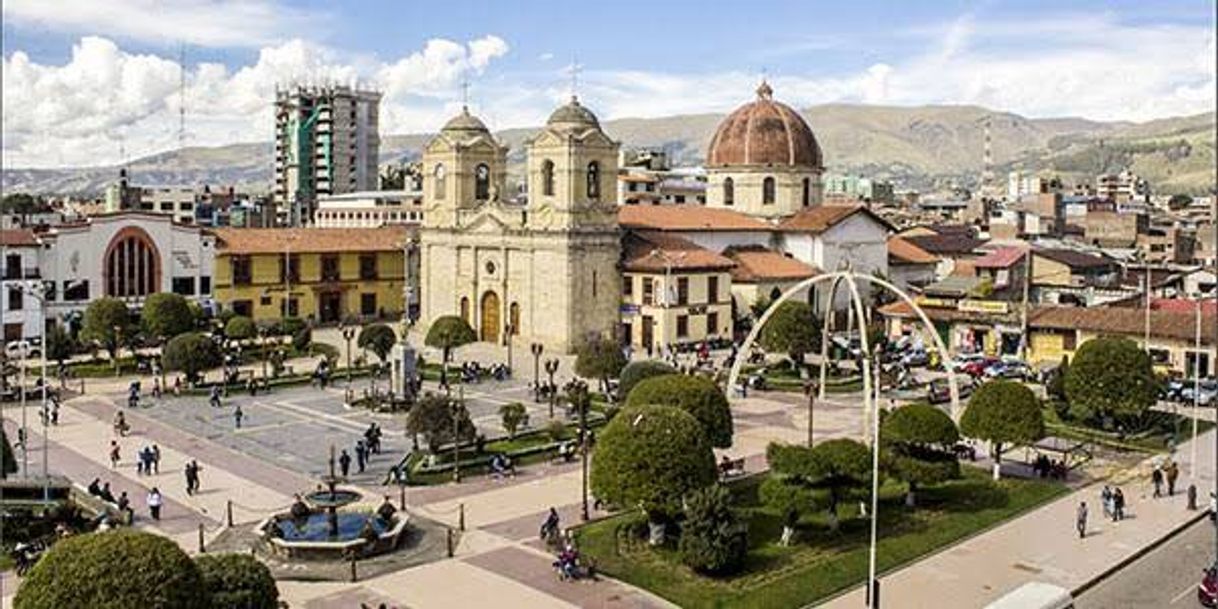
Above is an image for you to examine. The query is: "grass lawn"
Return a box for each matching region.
[576,468,1067,609]
[1043,406,1214,453]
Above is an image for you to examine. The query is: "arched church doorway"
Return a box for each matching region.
[480,291,500,343]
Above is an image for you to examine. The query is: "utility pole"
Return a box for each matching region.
[1019,248,1032,361]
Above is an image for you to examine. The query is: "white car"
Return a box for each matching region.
[949,353,988,373]
[4,340,40,360]
[1181,379,1218,406]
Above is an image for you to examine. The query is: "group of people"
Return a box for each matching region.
[1031,454,1068,480]
[540,507,592,581]
[38,394,61,427]
[1100,485,1128,522]
[135,444,162,476]
[1152,460,1181,498]
[184,460,204,495]
[490,453,516,479]
[85,477,161,521]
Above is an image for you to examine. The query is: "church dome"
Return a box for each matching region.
[706,81,823,168]
[546,96,601,132]
[441,106,491,137]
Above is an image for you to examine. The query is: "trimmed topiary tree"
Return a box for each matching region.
[678,484,748,575]
[224,316,256,341]
[80,297,134,367]
[1064,336,1157,428]
[163,332,222,384]
[618,360,676,399]
[499,402,528,439]
[425,315,476,389]
[575,334,628,396]
[141,293,195,340]
[14,529,208,609]
[767,438,872,530]
[406,393,476,453]
[195,553,279,609]
[358,323,397,365]
[44,322,76,367]
[625,374,734,448]
[960,380,1044,480]
[881,403,960,507]
[758,300,820,365]
[591,404,717,544]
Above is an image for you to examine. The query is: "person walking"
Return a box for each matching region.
[151,445,161,474]
[355,441,367,474]
[339,450,352,478]
[1076,501,1088,539]
[1100,485,1113,520]
[209,385,222,408]
[1152,467,1164,498]
[233,405,244,429]
[1113,487,1126,521]
[1166,461,1179,496]
[109,440,121,468]
[147,488,163,520]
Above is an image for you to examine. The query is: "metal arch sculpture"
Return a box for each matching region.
[726,269,962,435]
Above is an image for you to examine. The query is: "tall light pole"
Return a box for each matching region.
[341,325,356,384]
[545,358,559,418]
[530,343,543,402]
[570,379,591,520]
[504,323,515,374]
[453,383,464,483]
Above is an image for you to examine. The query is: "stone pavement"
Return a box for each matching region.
[823,428,1217,608]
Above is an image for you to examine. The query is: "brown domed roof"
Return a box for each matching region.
[546,96,601,132]
[441,106,491,137]
[707,81,823,168]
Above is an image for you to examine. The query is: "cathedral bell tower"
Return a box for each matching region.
[420,106,508,230]
[524,96,618,231]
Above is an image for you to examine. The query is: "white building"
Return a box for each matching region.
[313,190,423,228]
[104,169,199,225]
[1,229,47,344]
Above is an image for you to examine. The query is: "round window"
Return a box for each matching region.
[485,261,496,275]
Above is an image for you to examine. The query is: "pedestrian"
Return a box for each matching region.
[1152,467,1163,498]
[1076,501,1087,539]
[1189,484,1199,510]
[355,441,367,474]
[210,385,222,408]
[1100,485,1113,519]
[50,397,59,425]
[173,376,182,396]
[117,491,130,515]
[152,378,162,399]
[1166,461,1179,496]
[234,405,244,429]
[99,482,115,503]
[185,460,201,495]
[147,487,163,520]
[113,411,128,437]
[1114,487,1126,521]
[151,444,161,474]
[339,450,352,477]
[109,440,120,468]
[136,446,147,475]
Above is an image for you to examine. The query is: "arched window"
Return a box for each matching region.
[802,177,811,207]
[723,177,735,206]
[541,159,555,196]
[586,161,600,199]
[509,302,520,335]
[762,176,776,205]
[474,163,490,200]
[434,164,447,200]
[104,227,160,297]
[459,296,470,324]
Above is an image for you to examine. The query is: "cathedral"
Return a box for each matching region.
[416,97,622,352]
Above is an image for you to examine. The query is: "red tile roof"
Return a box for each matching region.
[973,246,1027,269]
[212,227,407,254]
[723,246,819,282]
[622,231,735,273]
[618,205,770,232]
[1029,306,1217,344]
[888,236,939,265]
[0,229,39,247]
[778,204,893,234]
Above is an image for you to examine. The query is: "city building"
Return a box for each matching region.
[1027,305,1214,376]
[313,190,424,228]
[823,173,894,204]
[620,231,735,352]
[103,170,198,225]
[416,98,621,352]
[887,237,939,291]
[273,85,382,226]
[1030,248,1122,305]
[1095,169,1147,204]
[971,246,1028,300]
[704,81,824,219]
[722,245,818,317]
[1,229,46,343]
[212,227,406,324]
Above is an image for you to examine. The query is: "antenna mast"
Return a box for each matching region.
[982,115,993,196]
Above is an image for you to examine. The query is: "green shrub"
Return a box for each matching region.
[195,553,279,609]
[758,301,820,363]
[358,323,397,364]
[960,380,1044,479]
[618,360,677,398]
[14,529,208,609]
[141,293,195,339]
[224,316,256,341]
[678,484,748,575]
[277,317,306,338]
[310,342,340,364]
[500,403,528,439]
[575,335,627,388]
[625,374,733,448]
[1064,336,1156,427]
[882,403,961,506]
[424,316,476,363]
[163,333,222,384]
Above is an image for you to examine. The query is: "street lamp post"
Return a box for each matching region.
[530,343,543,402]
[504,323,514,374]
[259,326,269,384]
[544,358,559,418]
[341,325,356,384]
[112,324,122,377]
[452,384,464,483]
[570,379,591,521]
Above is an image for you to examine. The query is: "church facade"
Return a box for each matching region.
[416,99,622,352]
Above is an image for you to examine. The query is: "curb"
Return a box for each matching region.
[1072,507,1213,598]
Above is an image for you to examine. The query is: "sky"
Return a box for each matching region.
[1,0,1215,168]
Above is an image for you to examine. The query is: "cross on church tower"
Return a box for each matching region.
[460,76,470,111]
[567,56,582,100]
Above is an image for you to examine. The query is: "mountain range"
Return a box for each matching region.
[3,103,1214,197]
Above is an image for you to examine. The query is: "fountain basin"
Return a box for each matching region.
[260,512,410,561]
[303,489,362,509]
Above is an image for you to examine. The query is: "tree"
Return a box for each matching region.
[678,484,748,575]
[590,404,717,544]
[406,394,476,453]
[881,403,960,506]
[758,301,820,364]
[499,402,528,439]
[625,374,733,448]
[163,333,222,384]
[44,323,76,366]
[1047,355,1069,402]
[1168,193,1193,210]
[960,380,1044,480]
[358,323,397,364]
[140,293,195,340]
[618,360,677,399]
[1,193,50,215]
[575,334,627,395]
[1064,336,1157,427]
[224,316,256,341]
[195,553,279,609]
[1,429,17,479]
[767,438,872,529]
[80,297,134,366]
[14,529,208,609]
[424,316,476,389]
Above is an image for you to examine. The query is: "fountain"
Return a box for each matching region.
[258,445,410,560]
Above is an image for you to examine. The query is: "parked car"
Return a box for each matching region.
[949,352,989,373]
[962,357,1001,378]
[984,360,1030,380]
[927,377,975,404]
[900,349,930,368]
[1180,379,1218,406]
[4,340,40,360]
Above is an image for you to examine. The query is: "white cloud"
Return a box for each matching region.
[1,0,321,47]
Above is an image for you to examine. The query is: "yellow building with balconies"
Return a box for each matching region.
[212,227,407,324]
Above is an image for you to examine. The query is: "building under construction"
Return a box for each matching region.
[273,84,382,226]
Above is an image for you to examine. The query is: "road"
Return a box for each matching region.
[1075,515,1217,609]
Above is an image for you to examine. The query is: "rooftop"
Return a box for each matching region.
[903,234,988,256]
[888,236,939,265]
[212,227,407,254]
[618,205,770,232]
[973,246,1027,269]
[1029,306,1216,345]
[1033,248,1115,270]
[622,231,735,273]
[778,204,892,234]
[722,245,818,283]
[0,229,40,247]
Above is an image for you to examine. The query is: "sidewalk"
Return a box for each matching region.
[823,429,1217,608]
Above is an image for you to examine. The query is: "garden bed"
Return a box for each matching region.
[575,468,1066,609]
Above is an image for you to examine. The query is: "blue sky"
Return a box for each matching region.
[2,0,1214,167]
